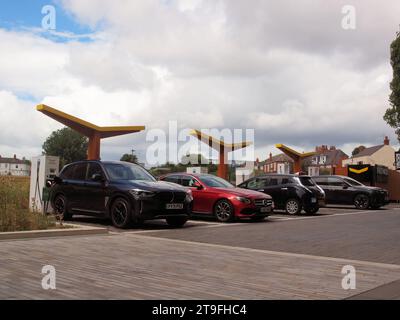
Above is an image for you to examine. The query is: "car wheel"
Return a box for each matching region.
[166,216,188,228]
[110,197,132,228]
[354,194,370,210]
[285,198,302,215]
[304,206,319,215]
[214,199,234,222]
[53,194,72,220]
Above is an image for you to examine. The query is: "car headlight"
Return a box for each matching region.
[236,196,251,204]
[129,189,155,199]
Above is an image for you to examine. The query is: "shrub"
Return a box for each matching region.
[0,176,56,232]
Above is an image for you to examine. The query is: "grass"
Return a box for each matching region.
[0,176,59,232]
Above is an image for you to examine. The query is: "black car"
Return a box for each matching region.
[49,160,193,228]
[313,175,389,210]
[238,174,325,215]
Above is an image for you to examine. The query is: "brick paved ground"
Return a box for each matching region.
[1,206,400,299]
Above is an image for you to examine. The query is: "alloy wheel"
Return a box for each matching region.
[215,200,233,222]
[286,199,300,215]
[354,194,369,210]
[112,199,129,227]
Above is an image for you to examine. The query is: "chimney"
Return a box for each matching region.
[13,154,16,159]
[329,146,336,151]
[384,136,390,145]
[269,152,272,161]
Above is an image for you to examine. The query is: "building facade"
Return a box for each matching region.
[342,137,396,170]
[303,145,349,176]
[0,155,31,176]
[256,153,294,174]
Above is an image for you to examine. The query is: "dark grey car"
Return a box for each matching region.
[313,175,389,210]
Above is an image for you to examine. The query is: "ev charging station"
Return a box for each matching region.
[29,155,60,213]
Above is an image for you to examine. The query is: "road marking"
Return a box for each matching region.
[130,233,400,270]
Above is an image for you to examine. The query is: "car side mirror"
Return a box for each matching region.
[193,181,203,190]
[342,184,349,189]
[91,173,104,182]
[45,180,53,188]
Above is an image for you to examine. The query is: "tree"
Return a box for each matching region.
[384,31,400,142]
[120,153,139,164]
[42,127,88,168]
[352,145,366,157]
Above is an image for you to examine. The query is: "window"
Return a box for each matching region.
[200,175,234,188]
[104,163,155,181]
[247,179,262,190]
[343,177,363,187]
[164,175,181,185]
[181,176,198,187]
[268,178,279,186]
[314,177,328,185]
[60,165,75,179]
[87,163,104,180]
[281,178,295,185]
[72,163,88,180]
[327,177,344,186]
[299,177,316,186]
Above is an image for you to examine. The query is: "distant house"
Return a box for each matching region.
[0,154,31,176]
[303,145,349,176]
[255,153,294,174]
[342,136,396,170]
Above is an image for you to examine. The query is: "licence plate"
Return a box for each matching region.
[166,203,184,210]
[260,207,271,213]
[311,197,317,203]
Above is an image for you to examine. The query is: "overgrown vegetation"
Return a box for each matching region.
[384,31,400,142]
[0,176,57,232]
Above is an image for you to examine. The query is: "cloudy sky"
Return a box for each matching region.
[0,0,399,165]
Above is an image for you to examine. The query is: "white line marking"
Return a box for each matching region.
[130,234,400,270]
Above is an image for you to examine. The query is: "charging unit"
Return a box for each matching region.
[29,155,60,213]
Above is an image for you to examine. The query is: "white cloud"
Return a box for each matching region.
[0,0,399,163]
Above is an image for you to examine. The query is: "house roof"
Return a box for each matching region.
[258,153,294,166]
[303,148,348,166]
[353,145,384,157]
[0,157,28,165]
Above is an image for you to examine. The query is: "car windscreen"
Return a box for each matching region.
[200,175,234,188]
[104,163,156,181]
[343,177,364,187]
[299,176,316,186]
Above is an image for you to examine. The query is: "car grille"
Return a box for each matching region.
[254,199,273,207]
[156,191,186,203]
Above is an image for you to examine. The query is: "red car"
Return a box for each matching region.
[160,173,274,222]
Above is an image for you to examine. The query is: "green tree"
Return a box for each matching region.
[352,145,366,157]
[120,153,139,164]
[384,31,400,141]
[42,127,88,168]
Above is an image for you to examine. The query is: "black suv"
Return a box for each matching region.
[238,174,325,215]
[313,175,389,210]
[49,160,193,228]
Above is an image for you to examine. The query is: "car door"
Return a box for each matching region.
[331,177,354,204]
[314,176,332,202]
[68,162,88,211]
[81,162,108,214]
[326,177,349,204]
[263,177,284,208]
[181,175,208,213]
